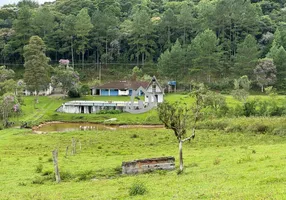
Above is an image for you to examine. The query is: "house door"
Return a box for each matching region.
[88,106,92,113]
[155,95,158,102]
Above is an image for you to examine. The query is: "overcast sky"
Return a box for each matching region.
[0,0,55,7]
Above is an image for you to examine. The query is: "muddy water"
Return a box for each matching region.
[35,122,164,133]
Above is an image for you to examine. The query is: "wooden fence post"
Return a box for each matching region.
[71,137,76,155]
[52,149,61,183]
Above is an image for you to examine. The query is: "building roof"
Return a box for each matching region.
[146,76,164,93]
[93,81,149,90]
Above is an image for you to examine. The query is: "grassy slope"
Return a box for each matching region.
[13,95,159,126]
[1,128,286,199]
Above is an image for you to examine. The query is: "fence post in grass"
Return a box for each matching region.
[79,140,82,152]
[71,137,76,155]
[52,149,61,183]
[65,146,69,157]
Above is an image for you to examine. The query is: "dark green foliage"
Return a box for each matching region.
[79,84,90,95]
[243,100,257,117]
[1,0,286,91]
[129,181,147,196]
[68,88,81,98]
[23,36,50,96]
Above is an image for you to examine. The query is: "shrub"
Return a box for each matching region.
[113,165,122,175]
[129,181,147,196]
[243,100,257,117]
[247,123,268,133]
[60,171,74,181]
[68,88,81,98]
[80,84,90,95]
[35,164,43,173]
[76,170,94,181]
[31,176,45,184]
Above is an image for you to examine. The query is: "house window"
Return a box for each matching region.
[152,84,156,92]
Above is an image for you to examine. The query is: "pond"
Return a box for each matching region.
[34,122,164,133]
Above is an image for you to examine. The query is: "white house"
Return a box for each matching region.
[145,76,164,103]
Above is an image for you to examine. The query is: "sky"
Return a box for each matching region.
[0,0,55,7]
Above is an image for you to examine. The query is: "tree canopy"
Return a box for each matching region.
[1,0,286,89]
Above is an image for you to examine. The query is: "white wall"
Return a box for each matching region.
[119,90,129,95]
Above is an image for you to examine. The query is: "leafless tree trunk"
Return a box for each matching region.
[179,140,183,171]
[52,149,61,183]
[71,137,76,155]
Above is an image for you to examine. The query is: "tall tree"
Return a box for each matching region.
[177,4,195,47]
[62,14,76,68]
[254,58,277,92]
[128,9,155,66]
[158,8,177,51]
[273,46,286,89]
[74,8,93,68]
[51,65,80,96]
[234,34,260,78]
[158,40,185,81]
[9,6,34,61]
[23,36,50,103]
[188,29,221,82]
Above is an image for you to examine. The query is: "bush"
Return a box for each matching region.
[243,100,257,117]
[247,123,268,133]
[76,170,94,181]
[129,181,147,196]
[31,176,45,185]
[80,84,90,95]
[205,78,233,92]
[35,164,43,173]
[68,88,81,98]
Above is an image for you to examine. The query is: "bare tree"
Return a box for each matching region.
[157,84,204,171]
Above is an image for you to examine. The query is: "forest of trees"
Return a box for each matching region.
[1,0,286,90]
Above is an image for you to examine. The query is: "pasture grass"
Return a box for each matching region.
[1,128,286,199]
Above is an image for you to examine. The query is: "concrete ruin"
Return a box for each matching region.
[122,157,175,174]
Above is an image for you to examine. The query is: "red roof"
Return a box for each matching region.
[95,81,149,90]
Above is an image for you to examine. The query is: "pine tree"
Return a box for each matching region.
[188,29,221,83]
[75,8,93,68]
[273,46,286,89]
[234,34,259,78]
[158,40,185,81]
[23,36,50,103]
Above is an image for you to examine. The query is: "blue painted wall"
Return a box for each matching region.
[110,89,119,96]
[101,89,109,96]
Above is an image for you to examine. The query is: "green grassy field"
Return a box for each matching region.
[1,94,286,199]
[1,128,286,199]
